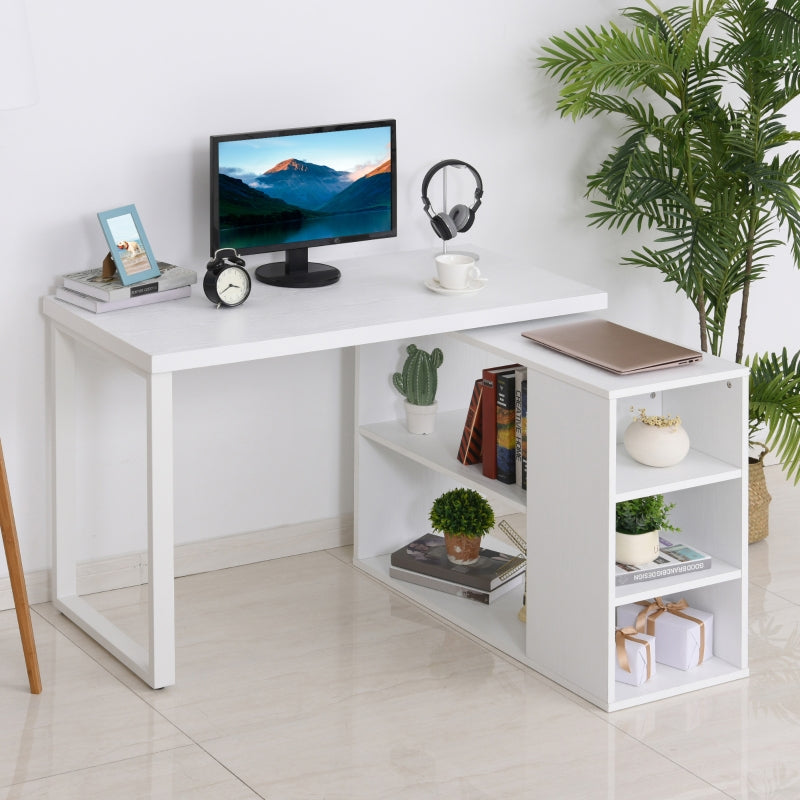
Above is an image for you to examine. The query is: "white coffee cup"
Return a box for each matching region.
[434,253,481,290]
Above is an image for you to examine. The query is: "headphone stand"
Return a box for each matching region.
[440,167,449,254]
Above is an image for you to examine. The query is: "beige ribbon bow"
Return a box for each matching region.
[634,597,705,666]
[615,626,652,679]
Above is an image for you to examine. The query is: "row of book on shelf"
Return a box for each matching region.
[457,363,528,487]
[616,538,711,586]
[56,262,197,313]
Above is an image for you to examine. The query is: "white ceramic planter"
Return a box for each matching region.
[616,529,660,566]
[623,419,690,467]
[404,401,437,435]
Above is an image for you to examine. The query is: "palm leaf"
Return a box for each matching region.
[748,349,800,484]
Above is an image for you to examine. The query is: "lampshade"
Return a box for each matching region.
[0,0,37,110]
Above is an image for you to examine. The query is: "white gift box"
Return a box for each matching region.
[617,598,713,671]
[615,629,656,686]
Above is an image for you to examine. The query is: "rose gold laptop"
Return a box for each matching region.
[521,319,702,375]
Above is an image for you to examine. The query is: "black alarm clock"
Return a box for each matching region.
[204,248,251,308]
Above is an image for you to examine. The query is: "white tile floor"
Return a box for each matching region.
[2,466,799,799]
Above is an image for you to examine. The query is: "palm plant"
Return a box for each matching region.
[748,349,800,482]
[540,0,800,484]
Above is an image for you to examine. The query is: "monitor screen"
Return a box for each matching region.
[210,119,396,288]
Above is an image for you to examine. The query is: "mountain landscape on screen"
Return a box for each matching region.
[217,157,392,245]
[252,159,351,209]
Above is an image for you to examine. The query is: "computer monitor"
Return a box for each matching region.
[210,119,396,288]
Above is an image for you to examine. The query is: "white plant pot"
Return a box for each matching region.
[404,401,437,435]
[616,529,660,567]
[623,419,690,467]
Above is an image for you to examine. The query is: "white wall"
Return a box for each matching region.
[2,0,798,579]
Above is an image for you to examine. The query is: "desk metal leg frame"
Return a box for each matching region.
[50,325,176,689]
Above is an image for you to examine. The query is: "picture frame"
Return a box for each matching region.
[97,204,160,286]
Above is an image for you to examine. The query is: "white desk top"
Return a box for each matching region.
[42,248,607,374]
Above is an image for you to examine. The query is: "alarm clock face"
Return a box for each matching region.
[205,264,251,307]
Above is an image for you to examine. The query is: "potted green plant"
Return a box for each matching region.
[429,487,495,565]
[540,0,800,538]
[623,407,690,468]
[747,349,800,541]
[393,344,444,434]
[616,494,679,566]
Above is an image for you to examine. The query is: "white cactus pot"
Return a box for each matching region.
[404,401,437,435]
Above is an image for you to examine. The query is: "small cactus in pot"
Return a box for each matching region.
[393,344,444,434]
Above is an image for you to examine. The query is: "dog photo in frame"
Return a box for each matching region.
[97,204,160,285]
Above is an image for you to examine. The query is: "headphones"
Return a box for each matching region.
[421,159,483,241]
[206,247,246,273]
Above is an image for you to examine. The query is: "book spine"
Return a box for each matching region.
[496,372,516,484]
[481,365,517,479]
[56,284,191,313]
[481,369,499,478]
[389,566,524,604]
[615,556,711,586]
[515,368,527,489]
[457,379,484,465]
[389,567,492,604]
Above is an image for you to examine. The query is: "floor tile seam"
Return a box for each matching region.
[183,740,267,800]
[601,722,739,798]
[748,578,800,609]
[0,743,198,793]
[17,609,267,797]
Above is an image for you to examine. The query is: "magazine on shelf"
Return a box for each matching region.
[389,564,524,604]
[390,532,526,592]
[615,538,712,586]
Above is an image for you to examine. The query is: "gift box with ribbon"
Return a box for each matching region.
[617,597,713,671]
[614,626,656,686]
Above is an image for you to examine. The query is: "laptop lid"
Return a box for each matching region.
[521,319,703,374]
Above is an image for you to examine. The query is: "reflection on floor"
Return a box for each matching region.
[1,465,798,799]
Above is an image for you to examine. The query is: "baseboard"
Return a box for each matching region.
[0,515,354,611]
[0,568,50,609]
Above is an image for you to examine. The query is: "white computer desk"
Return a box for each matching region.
[42,247,607,688]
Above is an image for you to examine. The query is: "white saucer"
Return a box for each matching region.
[424,277,487,295]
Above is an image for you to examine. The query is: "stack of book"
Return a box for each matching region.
[615,539,712,586]
[457,364,527,489]
[56,262,197,313]
[390,533,526,604]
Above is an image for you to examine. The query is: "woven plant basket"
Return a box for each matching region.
[749,444,771,544]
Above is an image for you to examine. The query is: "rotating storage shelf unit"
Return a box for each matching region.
[354,316,748,711]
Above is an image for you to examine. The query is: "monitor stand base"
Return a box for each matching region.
[254,248,341,288]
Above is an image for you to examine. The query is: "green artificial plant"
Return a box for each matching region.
[392,344,444,406]
[539,0,800,483]
[429,488,495,539]
[616,494,680,535]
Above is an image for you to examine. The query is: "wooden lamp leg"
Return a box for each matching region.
[0,440,42,694]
